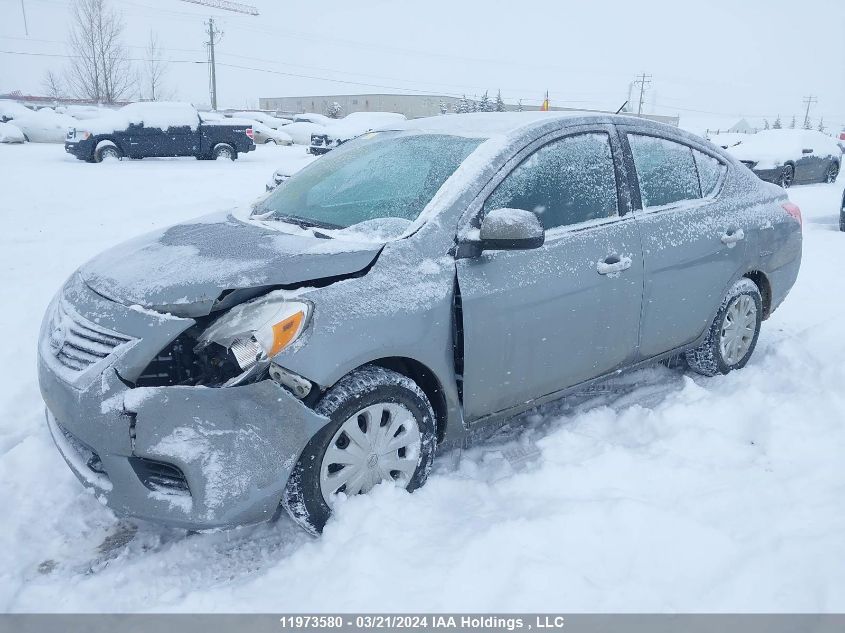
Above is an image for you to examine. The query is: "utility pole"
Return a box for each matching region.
[205,18,221,111]
[633,73,652,116]
[802,95,817,128]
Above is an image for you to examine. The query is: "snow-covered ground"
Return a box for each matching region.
[0,142,843,612]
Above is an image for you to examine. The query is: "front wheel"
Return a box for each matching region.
[95,145,122,162]
[686,278,763,377]
[283,366,437,534]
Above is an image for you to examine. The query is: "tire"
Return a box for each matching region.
[95,145,121,162]
[282,366,437,534]
[779,164,794,189]
[686,278,763,377]
[213,144,236,160]
[825,161,839,184]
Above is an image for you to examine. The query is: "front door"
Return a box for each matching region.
[456,128,644,422]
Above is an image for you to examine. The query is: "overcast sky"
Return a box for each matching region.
[1,0,843,128]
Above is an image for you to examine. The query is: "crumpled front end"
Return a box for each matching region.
[38,275,329,529]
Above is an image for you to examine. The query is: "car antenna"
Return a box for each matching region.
[615,101,629,115]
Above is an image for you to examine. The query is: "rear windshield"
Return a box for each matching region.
[253,132,482,230]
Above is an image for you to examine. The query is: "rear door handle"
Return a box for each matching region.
[597,254,632,275]
[721,228,745,247]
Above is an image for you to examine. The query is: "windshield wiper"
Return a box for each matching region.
[274,215,342,230]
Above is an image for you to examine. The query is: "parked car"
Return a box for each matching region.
[39,112,801,534]
[251,122,293,145]
[0,121,25,144]
[65,102,255,162]
[309,111,406,155]
[283,120,326,145]
[293,112,333,126]
[725,129,840,188]
[11,108,78,143]
[230,111,291,129]
[838,128,845,154]
[0,99,33,122]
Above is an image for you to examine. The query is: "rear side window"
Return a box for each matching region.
[693,150,727,197]
[628,134,701,208]
[484,132,618,230]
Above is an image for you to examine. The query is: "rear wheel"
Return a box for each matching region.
[825,161,839,184]
[282,366,436,534]
[264,138,277,145]
[686,278,762,377]
[213,144,236,160]
[778,164,794,188]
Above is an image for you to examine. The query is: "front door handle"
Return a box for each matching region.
[597,254,632,275]
[720,228,745,247]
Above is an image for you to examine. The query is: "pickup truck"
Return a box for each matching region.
[65,102,255,162]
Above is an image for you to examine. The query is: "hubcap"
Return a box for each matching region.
[217,148,232,159]
[720,295,757,365]
[319,403,421,505]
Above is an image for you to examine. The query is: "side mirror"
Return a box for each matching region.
[802,148,813,154]
[479,208,545,251]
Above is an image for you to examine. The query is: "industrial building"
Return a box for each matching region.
[259,93,680,126]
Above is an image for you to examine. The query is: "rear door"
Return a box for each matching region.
[621,130,741,359]
[457,126,644,422]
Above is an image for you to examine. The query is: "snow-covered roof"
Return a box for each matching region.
[390,111,597,138]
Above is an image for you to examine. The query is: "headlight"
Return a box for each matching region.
[198,295,312,374]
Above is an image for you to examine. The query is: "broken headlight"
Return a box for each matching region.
[197,295,312,385]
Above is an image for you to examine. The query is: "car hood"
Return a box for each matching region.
[79,212,383,317]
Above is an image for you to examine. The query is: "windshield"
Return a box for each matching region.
[253,132,483,230]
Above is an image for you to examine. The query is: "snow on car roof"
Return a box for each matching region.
[389,111,599,138]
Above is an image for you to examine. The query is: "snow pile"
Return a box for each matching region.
[725,129,842,169]
[81,102,201,135]
[0,122,25,144]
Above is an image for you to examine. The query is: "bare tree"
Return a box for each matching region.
[67,0,134,103]
[42,70,65,101]
[144,31,168,101]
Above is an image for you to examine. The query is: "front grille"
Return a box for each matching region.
[49,299,132,371]
[130,457,190,494]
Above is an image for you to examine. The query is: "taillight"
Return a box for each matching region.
[245,127,254,140]
[782,201,802,227]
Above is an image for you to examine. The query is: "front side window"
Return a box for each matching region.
[628,134,701,208]
[253,132,482,229]
[693,149,727,197]
[484,132,618,230]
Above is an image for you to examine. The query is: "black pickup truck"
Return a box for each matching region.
[65,102,255,162]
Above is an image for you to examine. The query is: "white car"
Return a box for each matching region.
[252,122,293,145]
[0,99,33,122]
[11,108,79,143]
[309,111,406,154]
[283,121,327,145]
[0,121,25,144]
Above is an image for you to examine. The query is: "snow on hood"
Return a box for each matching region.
[725,129,842,169]
[79,212,382,317]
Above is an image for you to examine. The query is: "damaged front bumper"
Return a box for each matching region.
[38,277,329,530]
